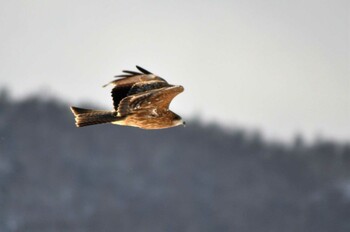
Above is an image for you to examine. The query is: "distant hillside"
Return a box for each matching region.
[0,90,349,232]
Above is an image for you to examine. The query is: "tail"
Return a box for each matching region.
[70,106,118,127]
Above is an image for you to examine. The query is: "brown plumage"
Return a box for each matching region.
[70,66,185,129]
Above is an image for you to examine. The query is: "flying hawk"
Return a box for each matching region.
[70,66,185,129]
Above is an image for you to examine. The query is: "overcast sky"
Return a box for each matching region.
[0,0,349,142]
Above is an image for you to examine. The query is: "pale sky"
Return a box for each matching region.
[0,0,349,142]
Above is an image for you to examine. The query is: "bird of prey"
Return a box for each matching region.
[70,66,185,129]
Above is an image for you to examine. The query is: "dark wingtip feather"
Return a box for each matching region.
[114,70,142,78]
[123,70,141,75]
[114,74,132,78]
[136,65,152,74]
[113,66,152,79]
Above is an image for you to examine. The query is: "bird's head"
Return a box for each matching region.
[172,113,186,127]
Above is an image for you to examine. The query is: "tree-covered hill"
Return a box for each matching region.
[0,91,349,232]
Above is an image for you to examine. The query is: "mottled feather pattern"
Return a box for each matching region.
[117,93,151,116]
[127,81,169,96]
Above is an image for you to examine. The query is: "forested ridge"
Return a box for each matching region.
[0,90,349,232]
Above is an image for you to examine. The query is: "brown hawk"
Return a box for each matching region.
[70,66,185,129]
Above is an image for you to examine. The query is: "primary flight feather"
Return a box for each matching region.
[70,66,185,129]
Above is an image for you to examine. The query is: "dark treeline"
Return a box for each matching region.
[0,90,349,232]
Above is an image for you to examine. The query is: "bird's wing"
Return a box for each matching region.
[117,85,184,117]
[111,79,169,110]
[104,66,167,110]
[127,80,170,96]
[103,66,166,87]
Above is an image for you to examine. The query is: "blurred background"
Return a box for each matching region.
[0,0,349,231]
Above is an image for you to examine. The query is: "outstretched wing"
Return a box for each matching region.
[117,85,184,116]
[103,66,165,87]
[104,66,168,110]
